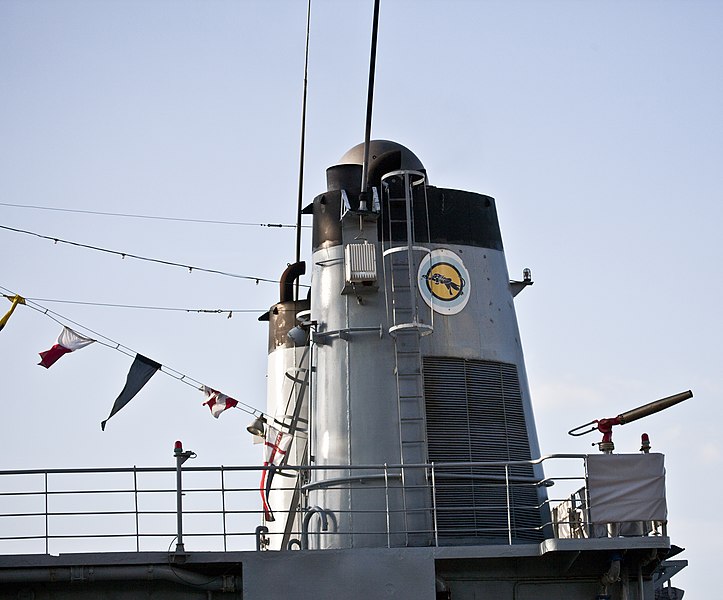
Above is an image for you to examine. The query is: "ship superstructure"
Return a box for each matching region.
[0,140,688,600]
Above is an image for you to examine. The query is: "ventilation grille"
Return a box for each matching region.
[423,357,543,543]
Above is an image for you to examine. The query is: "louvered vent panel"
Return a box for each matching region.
[423,357,543,543]
[344,243,377,283]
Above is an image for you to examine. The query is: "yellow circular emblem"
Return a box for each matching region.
[423,262,465,301]
[418,249,471,315]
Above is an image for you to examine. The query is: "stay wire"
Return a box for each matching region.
[1,294,298,314]
[0,285,265,418]
[0,224,310,288]
[10,297,265,314]
[0,201,309,229]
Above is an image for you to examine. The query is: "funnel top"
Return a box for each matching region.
[337,140,425,172]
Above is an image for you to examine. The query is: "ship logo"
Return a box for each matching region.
[422,263,465,301]
[418,249,471,315]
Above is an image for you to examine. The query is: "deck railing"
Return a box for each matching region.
[0,454,664,555]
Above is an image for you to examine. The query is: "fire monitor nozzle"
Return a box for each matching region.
[568,390,693,452]
[617,390,693,424]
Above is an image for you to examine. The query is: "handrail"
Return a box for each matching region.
[0,454,662,556]
[0,453,586,477]
[301,473,402,492]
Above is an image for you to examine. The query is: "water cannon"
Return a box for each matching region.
[568,390,693,453]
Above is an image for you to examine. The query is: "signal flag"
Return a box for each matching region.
[260,425,292,522]
[101,354,161,430]
[202,386,239,418]
[38,326,95,368]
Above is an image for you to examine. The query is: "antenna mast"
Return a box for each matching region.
[294,0,312,300]
[360,0,381,202]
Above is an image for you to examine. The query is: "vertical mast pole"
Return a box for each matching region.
[294,0,312,300]
[360,0,381,199]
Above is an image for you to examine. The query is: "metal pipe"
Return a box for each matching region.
[301,472,401,491]
[403,173,416,299]
[220,465,227,552]
[43,471,48,555]
[175,449,185,553]
[173,441,196,554]
[312,325,383,343]
[505,464,512,545]
[287,538,302,550]
[301,506,329,549]
[133,467,139,552]
[279,261,306,303]
[0,456,589,509]
[383,463,391,548]
[431,463,439,547]
[617,390,693,424]
[0,453,589,478]
[0,565,238,591]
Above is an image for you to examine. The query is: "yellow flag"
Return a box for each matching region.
[0,295,26,332]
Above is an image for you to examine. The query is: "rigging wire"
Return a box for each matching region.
[2,296,264,314]
[0,224,309,287]
[1,294,298,314]
[0,285,266,419]
[0,201,308,229]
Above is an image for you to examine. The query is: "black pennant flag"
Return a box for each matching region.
[101,354,161,431]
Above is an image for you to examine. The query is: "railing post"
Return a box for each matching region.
[505,464,512,545]
[175,452,184,554]
[431,463,438,547]
[133,467,139,552]
[44,472,48,555]
[221,465,227,552]
[383,463,390,548]
[583,455,592,537]
[173,441,196,557]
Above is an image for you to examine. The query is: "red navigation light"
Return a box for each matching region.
[174,440,183,455]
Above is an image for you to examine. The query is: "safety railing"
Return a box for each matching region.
[0,455,665,555]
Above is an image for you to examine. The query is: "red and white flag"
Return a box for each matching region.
[260,425,293,522]
[38,326,94,369]
[202,386,239,418]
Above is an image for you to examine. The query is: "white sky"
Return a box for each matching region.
[1,0,720,595]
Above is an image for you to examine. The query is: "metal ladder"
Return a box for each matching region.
[278,347,311,550]
[381,170,432,545]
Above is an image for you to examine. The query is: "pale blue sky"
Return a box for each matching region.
[1,0,721,594]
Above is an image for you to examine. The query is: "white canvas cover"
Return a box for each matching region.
[587,453,667,523]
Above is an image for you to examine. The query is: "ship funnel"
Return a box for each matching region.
[303,140,549,549]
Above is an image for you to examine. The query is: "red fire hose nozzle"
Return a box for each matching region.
[567,390,693,451]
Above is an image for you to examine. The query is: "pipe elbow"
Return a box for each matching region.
[301,506,329,549]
